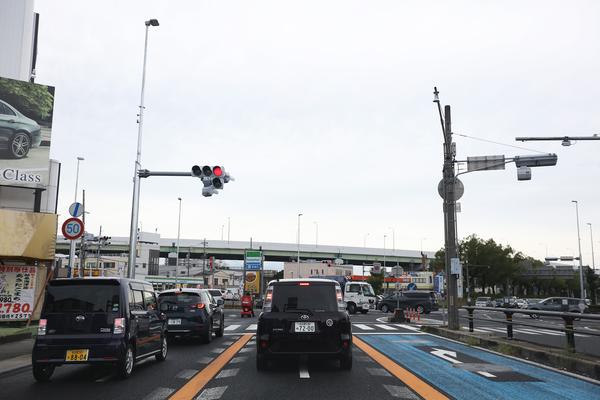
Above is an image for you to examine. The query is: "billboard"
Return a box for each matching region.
[0,76,55,188]
[244,271,260,294]
[0,265,37,321]
[0,209,57,260]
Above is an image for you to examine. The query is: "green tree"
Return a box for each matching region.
[584,266,598,303]
[367,272,384,295]
[0,77,54,120]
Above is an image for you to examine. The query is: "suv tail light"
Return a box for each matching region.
[38,319,47,336]
[336,287,345,311]
[263,287,273,312]
[299,282,310,286]
[192,303,205,309]
[113,318,125,334]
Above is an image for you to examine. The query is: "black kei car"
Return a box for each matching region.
[32,278,167,381]
[158,289,225,343]
[256,278,352,371]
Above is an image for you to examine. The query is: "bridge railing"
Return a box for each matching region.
[462,306,600,353]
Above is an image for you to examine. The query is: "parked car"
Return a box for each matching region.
[0,99,42,159]
[475,297,492,307]
[493,298,503,307]
[402,291,439,312]
[158,289,224,342]
[376,292,433,314]
[527,297,589,319]
[32,278,167,381]
[256,278,352,370]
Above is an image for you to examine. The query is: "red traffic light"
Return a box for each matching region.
[213,166,223,177]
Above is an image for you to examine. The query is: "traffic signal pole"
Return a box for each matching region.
[441,103,460,330]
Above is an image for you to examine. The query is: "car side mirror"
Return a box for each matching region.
[217,299,224,306]
[159,303,169,312]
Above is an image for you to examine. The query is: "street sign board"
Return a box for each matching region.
[437,178,464,201]
[450,258,461,275]
[68,202,83,217]
[467,155,506,172]
[245,250,262,271]
[62,217,84,240]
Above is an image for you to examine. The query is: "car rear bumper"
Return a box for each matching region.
[32,335,126,365]
[166,323,208,336]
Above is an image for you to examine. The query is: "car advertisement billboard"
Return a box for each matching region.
[0,76,55,188]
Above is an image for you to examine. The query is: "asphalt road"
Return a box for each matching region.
[416,308,600,357]
[1,310,598,400]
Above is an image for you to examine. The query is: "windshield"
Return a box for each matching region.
[271,284,337,312]
[208,290,222,297]
[361,284,375,296]
[44,282,120,313]
[158,292,204,311]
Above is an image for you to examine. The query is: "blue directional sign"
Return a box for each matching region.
[245,250,262,271]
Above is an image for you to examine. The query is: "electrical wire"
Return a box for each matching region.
[454,132,549,154]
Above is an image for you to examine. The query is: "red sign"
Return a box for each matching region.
[62,217,84,240]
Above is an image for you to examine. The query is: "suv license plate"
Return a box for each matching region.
[168,319,181,325]
[65,349,89,362]
[294,322,315,333]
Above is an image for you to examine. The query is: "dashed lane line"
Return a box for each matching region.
[353,324,375,330]
[170,334,253,400]
[246,324,257,331]
[142,387,175,400]
[224,325,240,331]
[353,336,449,400]
[195,386,228,400]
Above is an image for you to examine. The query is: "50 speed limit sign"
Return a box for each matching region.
[62,217,84,240]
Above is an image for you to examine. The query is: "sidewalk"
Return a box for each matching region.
[0,326,36,377]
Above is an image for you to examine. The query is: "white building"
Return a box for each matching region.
[283,261,353,279]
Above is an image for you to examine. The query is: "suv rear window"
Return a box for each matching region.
[271,284,337,312]
[158,292,204,311]
[45,282,120,313]
[208,290,222,297]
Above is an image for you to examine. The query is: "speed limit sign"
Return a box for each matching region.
[62,217,84,240]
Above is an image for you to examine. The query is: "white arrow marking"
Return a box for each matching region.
[430,348,462,364]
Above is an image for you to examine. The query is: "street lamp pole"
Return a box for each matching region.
[572,201,585,300]
[383,234,387,271]
[588,223,596,273]
[127,18,159,279]
[297,213,303,277]
[314,221,318,247]
[68,156,84,277]
[363,233,369,248]
[175,197,182,288]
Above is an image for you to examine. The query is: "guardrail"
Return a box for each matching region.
[462,306,600,353]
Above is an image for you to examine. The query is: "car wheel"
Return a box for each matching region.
[203,321,213,343]
[155,336,168,361]
[416,305,425,314]
[256,354,268,371]
[215,316,225,338]
[381,304,389,313]
[32,363,55,382]
[9,132,31,159]
[340,353,352,370]
[118,344,135,379]
[347,303,357,314]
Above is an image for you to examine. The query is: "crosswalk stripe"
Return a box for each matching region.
[478,327,507,333]
[512,329,541,335]
[246,324,257,331]
[374,324,397,331]
[393,324,421,332]
[224,324,240,331]
[353,324,375,331]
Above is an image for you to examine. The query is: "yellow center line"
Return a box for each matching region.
[170,333,254,400]
[353,336,450,400]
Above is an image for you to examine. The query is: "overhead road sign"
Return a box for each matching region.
[467,155,506,172]
[245,250,263,271]
[62,217,84,240]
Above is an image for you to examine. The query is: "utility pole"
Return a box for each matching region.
[96,225,102,275]
[438,93,460,330]
[202,238,208,286]
[79,189,87,278]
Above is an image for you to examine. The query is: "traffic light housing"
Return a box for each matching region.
[191,165,232,197]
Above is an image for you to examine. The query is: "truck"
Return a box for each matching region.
[311,275,377,314]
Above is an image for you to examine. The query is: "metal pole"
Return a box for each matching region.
[128,20,158,279]
[588,223,596,273]
[314,221,318,247]
[227,217,231,245]
[221,225,224,240]
[297,213,302,277]
[96,226,102,276]
[466,263,470,305]
[572,201,585,299]
[383,235,387,271]
[175,197,182,288]
[79,189,86,278]
[68,157,84,278]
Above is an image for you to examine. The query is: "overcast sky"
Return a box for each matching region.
[35,0,599,265]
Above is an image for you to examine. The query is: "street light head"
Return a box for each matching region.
[298,213,303,217]
[561,138,571,146]
[178,197,181,201]
[572,200,578,204]
[145,19,159,26]
[77,157,84,161]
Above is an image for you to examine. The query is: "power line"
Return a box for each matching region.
[454,132,548,154]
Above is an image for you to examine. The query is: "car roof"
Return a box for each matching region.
[159,288,207,295]
[268,278,340,285]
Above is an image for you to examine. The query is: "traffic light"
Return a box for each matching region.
[191,165,233,197]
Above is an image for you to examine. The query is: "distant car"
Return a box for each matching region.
[515,298,528,309]
[0,99,42,159]
[475,297,492,307]
[207,289,225,305]
[527,297,589,319]
[223,288,240,301]
[158,289,225,342]
[494,298,503,307]
[32,278,167,381]
[256,278,352,370]
[377,292,433,314]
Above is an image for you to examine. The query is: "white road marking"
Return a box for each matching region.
[215,368,240,379]
[353,324,374,330]
[224,325,240,331]
[354,332,426,335]
[246,324,257,331]
[366,367,392,376]
[197,356,214,364]
[477,371,497,378]
[478,327,508,333]
[143,387,175,400]
[393,324,421,332]
[383,385,420,399]
[229,356,248,364]
[461,327,489,333]
[299,363,310,379]
[375,324,397,331]
[195,386,228,400]
[238,347,253,353]
[176,369,198,379]
[211,347,227,354]
[513,328,543,335]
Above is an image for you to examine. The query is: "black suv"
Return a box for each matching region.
[158,288,225,342]
[377,291,434,314]
[32,278,167,381]
[256,279,352,370]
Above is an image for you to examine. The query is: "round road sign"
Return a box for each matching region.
[62,217,84,240]
[69,202,84,217]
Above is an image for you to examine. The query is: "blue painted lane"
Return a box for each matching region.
[360,333,600,400]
